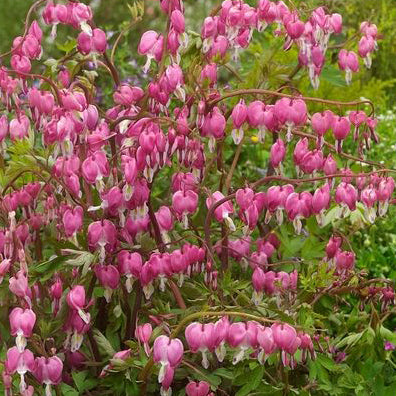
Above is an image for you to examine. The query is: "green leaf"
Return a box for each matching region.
[236,383,255,396]
[60,384,79,396]
[234,365,264,395]
[56,39,76,53]
[321,65,347,87]
[336,332,364,349]
[93,329,116,358]
[213,367,234,380]
[301,237,326,260]
[43,58,58,73]
[30,255,69,281]
[72,371,87,393]
[380,326,396,344]
[316,354,339,371]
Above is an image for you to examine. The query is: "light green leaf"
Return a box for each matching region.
[60,384,79,396]
[72,371,87,393]
[93,329,116,358]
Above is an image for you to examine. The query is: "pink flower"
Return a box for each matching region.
[335,182,357,212]
[231,99,248,144]
[67,285,86,311]
[138,31,164,73]
[61,90,87,111]
[82,151,110,186]
[118,251,142,292]
[62,206,83,237]
[332,116,351,152]
[201,107,226,150]
[172,189,198,228]
[227,321,259,364]
[22,34,41,59]
[9,308,36,351]
[153,335,184,390]
[271,323,300,366]
[87,219,117,260]
[0,115,9,141]
[200,63,217,87]
[270,138,286,169]
[33,356,63,390]
[311,110,334,147]
[10,114,30,141]
[11,54,31,73]
[114,85,144,106]
[185,322,216,368]
[0,258,11,283]
[171,9,185,33]
[135,323,153,356]
[186,381,210,396]
[385,341,395,351]
[95,264,120,302]
[206,191,235,231]
[9,271,31,305]
[285,14,305,40]
[335,250,355,273]
[312,184,331,225]
[285,192,312,234]
[361,184,378,223]
[338,50,359,85]
[5,347,35,393]
[257,326,277,363]
[326,236,342,260]
[50,277,63,316]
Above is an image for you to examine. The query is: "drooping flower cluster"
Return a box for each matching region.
[184,318,315,369]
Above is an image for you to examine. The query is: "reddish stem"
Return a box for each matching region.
[168,280,187,310]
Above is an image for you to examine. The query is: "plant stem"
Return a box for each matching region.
[102,51,121,86]
[87,329,102,373]
[168,280,187,309]
[129,283,142,340]
[225,139,243,194]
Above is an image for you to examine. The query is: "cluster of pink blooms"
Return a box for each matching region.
[325,235,356,274]
[198,1,377,89]
[5,346,62,396]
[363,285,395,312]
[215,233,299,303]
[134,318,315,396]
[10,22,43,75]
[120,243,207,300]
[338,21,378,85]
[185,318,315,368]
[43,1,93,38]
[203,170,394,237]
[325,235,395,310]
[0,0,393,394]
[252,268,298,304]
[217,232,279,267]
